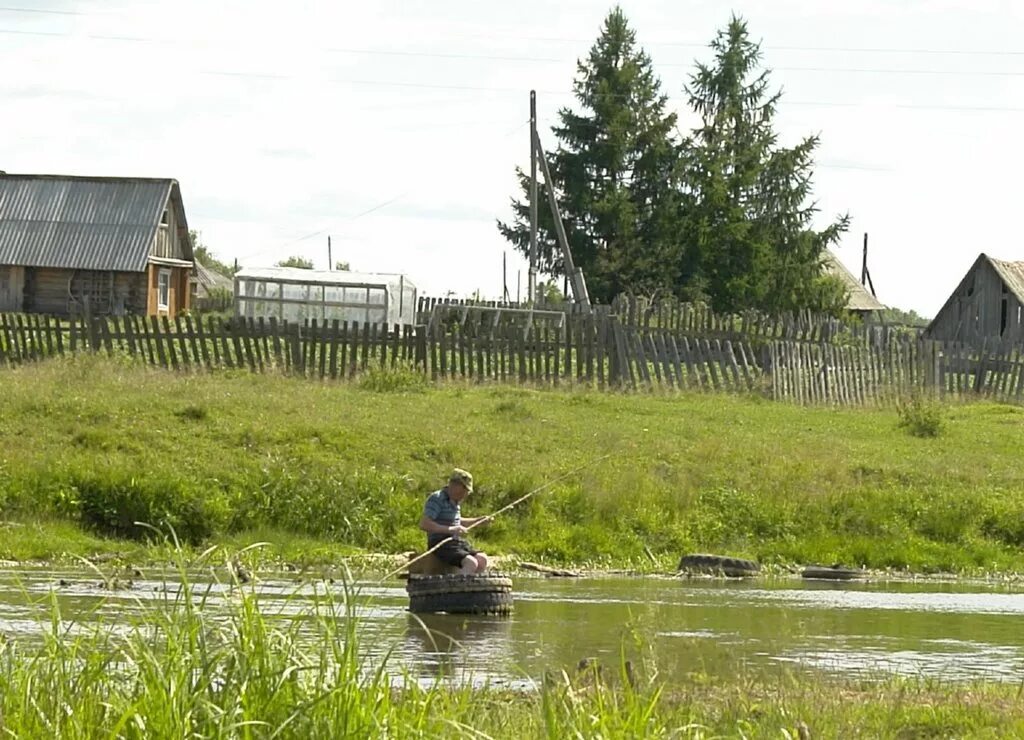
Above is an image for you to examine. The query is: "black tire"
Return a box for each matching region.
[406,573,514,615]
[677,553,760,577]
[409,590,513,615]
[801,566,865,580]
[406,573,513,597]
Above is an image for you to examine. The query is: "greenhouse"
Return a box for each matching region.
[233,267,418,325]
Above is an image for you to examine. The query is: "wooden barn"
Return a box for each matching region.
[0,173,194,316]
[821,249,885,317]
[924,253,1024,346]
[192,260,234,310]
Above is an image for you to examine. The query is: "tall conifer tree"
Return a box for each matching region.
[679,16,849,314]
[497,7,681,302]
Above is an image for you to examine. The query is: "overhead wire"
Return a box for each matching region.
[233,118,530,264]
[0,6,83,15]
[2,17,1024,115]
[3,8,1024,58]
[379,453,612,583]
[4,21,1024,76]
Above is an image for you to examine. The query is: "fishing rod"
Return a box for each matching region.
[380,453,612,582]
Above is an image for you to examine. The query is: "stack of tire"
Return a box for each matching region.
[406,573,514,615]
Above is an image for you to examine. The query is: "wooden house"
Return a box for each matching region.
[0,174,194,316]
[822,249,885,317]
[924,253,1024,346]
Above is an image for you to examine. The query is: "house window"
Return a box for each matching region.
[161,209,169,225]
[158,269,171,311]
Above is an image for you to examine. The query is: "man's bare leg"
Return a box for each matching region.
[460,553,489,575]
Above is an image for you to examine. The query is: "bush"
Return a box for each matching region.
[63,472,229,544]
[897,395,944,438]
[229,464,421,547]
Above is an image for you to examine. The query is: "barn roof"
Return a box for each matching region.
[0,173,189,272]
[986,255,1024,304]
[822,249,885,312]
[194,260,233,291]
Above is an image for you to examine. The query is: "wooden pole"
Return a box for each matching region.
[862,232,877,297]
[528,90,538,306]
[503,251,509,302]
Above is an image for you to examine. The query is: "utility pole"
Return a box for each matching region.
[328,235,333,270]
[502,252,510,302]
[528,89,538,306]
[861,232,877,297]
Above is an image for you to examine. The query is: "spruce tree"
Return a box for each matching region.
[497,7,681,303]
[679,16,849,314]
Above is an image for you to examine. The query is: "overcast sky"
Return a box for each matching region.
[3,0,1023,316]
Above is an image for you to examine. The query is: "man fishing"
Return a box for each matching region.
[419,468,491,575]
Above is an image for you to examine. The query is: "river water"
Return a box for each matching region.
[2,567,1023,687]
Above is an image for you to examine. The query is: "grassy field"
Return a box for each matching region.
[1,354,1024,573]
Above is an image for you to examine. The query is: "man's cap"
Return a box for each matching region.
[449,468,473,492]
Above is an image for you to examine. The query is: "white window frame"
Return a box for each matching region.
[158,269,171,311]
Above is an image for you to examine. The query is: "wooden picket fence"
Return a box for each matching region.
[0,313,426,379]
[2,311,1024,407]
[417,293,916,346]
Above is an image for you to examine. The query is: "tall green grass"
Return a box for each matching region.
[0,544,1021,737]
[2,355,1024,573]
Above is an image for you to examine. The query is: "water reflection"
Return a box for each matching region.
[403,612,515,683]
[777,642,1024,682]
[1,568,1024,685]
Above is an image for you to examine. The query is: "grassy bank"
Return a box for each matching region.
[2,355,1024,573]
[1,558,1022,738]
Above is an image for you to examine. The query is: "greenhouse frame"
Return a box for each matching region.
[233,267,418,325]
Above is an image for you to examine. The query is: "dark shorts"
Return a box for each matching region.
[432,538,479,567]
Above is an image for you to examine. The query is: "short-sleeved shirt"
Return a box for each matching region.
[423,487,460,546]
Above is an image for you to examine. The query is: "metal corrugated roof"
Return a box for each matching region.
[0,175,174,272]
[822,249,885,312]
[986,255,1024,304]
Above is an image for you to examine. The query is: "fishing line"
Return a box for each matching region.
[382,452,606,585]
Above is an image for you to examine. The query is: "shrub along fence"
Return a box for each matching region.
[1,309,1023,407]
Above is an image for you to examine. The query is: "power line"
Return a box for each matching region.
[450,32,1024,57]
[776,65,1024,77]
[6,58,1022,115]
[5,23,1024,115]
[236,119,529,264]
[200,71,1024,114]
[0,6,83,15]
[271,194,410,254]
[326,46,564,64]
[6,49,1024,115]
[8,11,1022,58]
[6,23,1024,73]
